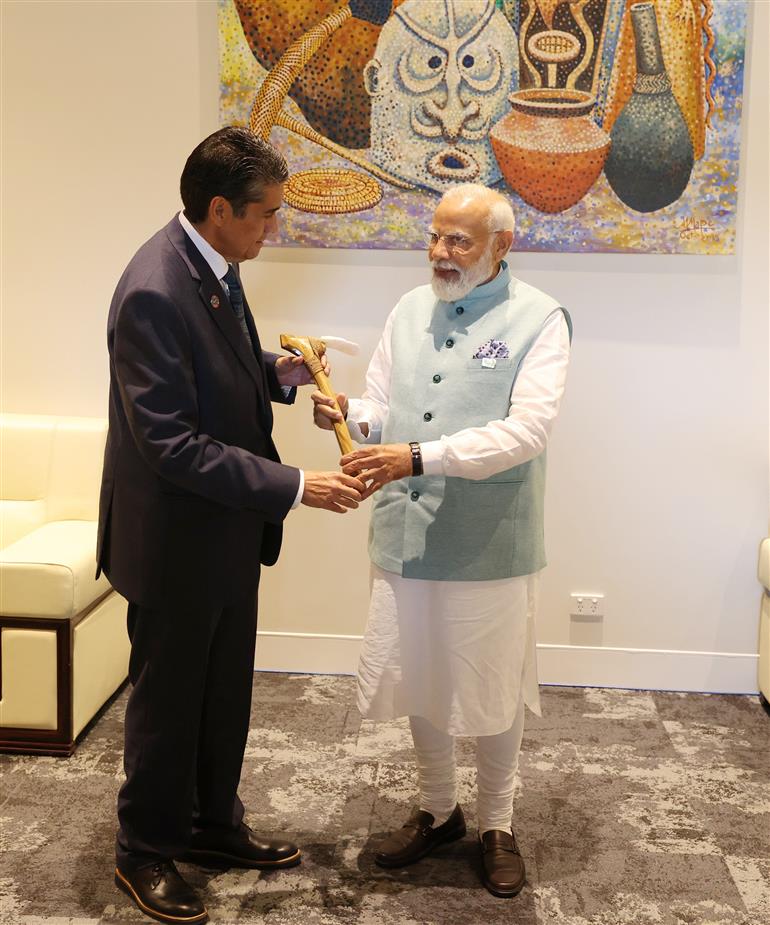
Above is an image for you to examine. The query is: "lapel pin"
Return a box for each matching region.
[210,294,220,309]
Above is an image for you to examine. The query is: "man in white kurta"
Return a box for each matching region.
[313,184,570,898]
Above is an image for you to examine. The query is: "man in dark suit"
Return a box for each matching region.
[98,127,364,925]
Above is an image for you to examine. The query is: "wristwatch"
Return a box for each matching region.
[409,441,423,477]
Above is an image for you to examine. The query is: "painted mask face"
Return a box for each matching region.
[364,0,517,193]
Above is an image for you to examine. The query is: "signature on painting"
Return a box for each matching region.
[676,216,719,242]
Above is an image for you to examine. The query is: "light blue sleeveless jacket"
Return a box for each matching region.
[369,262,571,581]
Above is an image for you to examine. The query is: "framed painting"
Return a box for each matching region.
[219,0,748,254]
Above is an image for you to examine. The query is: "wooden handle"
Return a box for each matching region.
[280,333,354,456]
[313,368,354,457]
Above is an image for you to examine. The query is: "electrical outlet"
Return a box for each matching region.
[570,593,604,619]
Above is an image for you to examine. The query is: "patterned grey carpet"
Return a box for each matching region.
[1,675,769,925]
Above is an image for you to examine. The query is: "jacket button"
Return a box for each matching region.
[423,412,432,421]
[445,338,454,348]
[456,306,464,315]
[433,374,441,383]
[411,491,420,501]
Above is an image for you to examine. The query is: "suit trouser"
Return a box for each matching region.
[116,590,259,870]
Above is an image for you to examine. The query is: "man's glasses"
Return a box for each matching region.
[423,230,502,254]
[423,232,474,253]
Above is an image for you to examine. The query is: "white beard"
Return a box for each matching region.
[430,241,497,302]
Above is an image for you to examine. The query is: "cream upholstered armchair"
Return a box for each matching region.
[759,537,770,712]
[0,413,129,754]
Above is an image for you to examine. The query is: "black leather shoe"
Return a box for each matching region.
[375,804,466,868]
[479,829,526,898]
[180,823,301,870]
[115,862,208,924]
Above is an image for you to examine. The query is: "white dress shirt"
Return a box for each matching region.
[177,212,304,508]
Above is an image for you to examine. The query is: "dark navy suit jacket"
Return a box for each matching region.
[97,217,301,608]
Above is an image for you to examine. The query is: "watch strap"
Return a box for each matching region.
[409,441,423,477]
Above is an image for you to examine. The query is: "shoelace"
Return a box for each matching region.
[150,862,167,890]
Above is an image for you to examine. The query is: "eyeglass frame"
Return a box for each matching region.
[423,229,505,254]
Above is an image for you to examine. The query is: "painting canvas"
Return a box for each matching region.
[218,0,748,254]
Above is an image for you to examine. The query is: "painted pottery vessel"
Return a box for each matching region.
[602,0,713,160]
[489,88,611,213]
[603,2,694,212]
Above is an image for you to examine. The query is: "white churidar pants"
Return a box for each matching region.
[357,565,540,832]
[409,693,526,834]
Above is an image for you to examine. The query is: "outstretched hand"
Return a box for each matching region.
[275,352,330,388]
[301,470,366,513]
[340,444,411,500]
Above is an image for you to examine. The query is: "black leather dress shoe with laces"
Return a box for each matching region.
[115,861,208,924]
[180,823,301,869]
[479,829,526,898]
[375,804,466,868]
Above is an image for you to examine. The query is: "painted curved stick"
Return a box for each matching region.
[273,111,414,190]
[280,333,354,456]
[250,6,353,141]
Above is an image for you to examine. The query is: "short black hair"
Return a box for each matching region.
[180,126,288,223]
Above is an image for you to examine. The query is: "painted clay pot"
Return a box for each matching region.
[602,0,712,161]
[603,2,694,213]
[489,88,611,213]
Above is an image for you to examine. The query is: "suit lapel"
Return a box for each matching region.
[241,280,273,424]
[169,223,266,396]
[198,269,264,387]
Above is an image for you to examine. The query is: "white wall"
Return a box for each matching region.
[2,1,768,691]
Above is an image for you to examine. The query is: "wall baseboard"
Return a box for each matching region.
[535,643,758,694]
[255,632,362,677]
[255,632,759,695]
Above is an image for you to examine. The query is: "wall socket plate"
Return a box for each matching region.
[570,593,605,618]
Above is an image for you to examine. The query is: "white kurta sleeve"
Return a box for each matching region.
[345,308,396,445]
[420,311,571,479]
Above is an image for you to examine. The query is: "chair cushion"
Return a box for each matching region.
[759,538,770,592]
[0,413,107,527]
[47,418,107,521]
[0,415,55,501]
[0,521,110,619]
[0,499,47,548]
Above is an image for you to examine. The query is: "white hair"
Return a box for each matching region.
[438,183,515,233]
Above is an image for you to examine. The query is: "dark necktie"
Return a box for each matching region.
[222,265,251,345]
